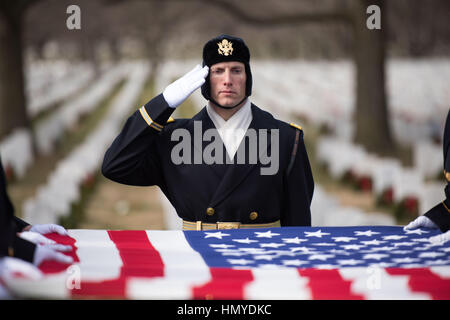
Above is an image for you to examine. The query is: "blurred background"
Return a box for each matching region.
[0,0,449,230]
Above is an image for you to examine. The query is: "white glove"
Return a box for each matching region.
[33,245,74,267]
[28,224,69,236]
[403,216,438,231]
[0,257,43,280]
[18,231,72,252]
[403,216,450,244]
[163,64,209,108]
[429,230,450,244]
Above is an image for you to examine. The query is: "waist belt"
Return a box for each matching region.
[182,220,281,231]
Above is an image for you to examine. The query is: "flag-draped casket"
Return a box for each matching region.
[3,226,450,299]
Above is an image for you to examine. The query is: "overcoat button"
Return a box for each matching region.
[206,207,215,216]
[249,211,258,220]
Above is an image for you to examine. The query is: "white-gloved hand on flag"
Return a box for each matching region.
[27,223,69,236]
[163,64,209,108]
[404,215,449,244]
[404,216,439,231]
[32,245,73,267]
[18,231,72,252]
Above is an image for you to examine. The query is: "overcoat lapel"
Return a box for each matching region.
[190,108,228,179]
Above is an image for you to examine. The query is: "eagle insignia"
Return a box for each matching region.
[217,39,233,56]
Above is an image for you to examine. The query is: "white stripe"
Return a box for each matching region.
[430,266,450,279]
[339,267,431,300]
[69,229,123,281]
[127,230,211,299]
[244,267,311,300]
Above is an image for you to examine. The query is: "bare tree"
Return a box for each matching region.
[0,0,38,141]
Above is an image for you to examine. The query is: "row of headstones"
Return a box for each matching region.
[25,61,96,118]
[316,136,445,216]
[22,62,151,225]
[0,63,129,182]
[252,59,449,145]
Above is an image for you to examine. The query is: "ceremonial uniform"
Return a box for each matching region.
[102,95,314,228]
[102,34,314,229]
[0,156,35,262]
[424,110,450,232]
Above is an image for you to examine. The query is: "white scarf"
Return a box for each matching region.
[206,99,253,160]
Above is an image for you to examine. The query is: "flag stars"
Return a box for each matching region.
[290,247,316,254]
[338,259,364,266]
[227,259,254,265]
[304,230,331,238]
[342,244,365,250]
[197,227,449,270]
[332,237,357,243]
[354,230,380,237]
[418,252,445,259]
[404,229,429,235]
[392,257,420,264]
[254,231,280,238]
[233,238,258,244]
[209,244,235,249]
[361,239,386,246]
[254,255,275,261]
[282,237,308,244]
[308,254,335,261]
[393,242,415,247]
[282,259,309,266]
[383,235,407,241]
[204,232,230,239]
[363,253,389,260]
[260,242,286,248]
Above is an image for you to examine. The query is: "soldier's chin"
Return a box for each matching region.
[218,98,241,108]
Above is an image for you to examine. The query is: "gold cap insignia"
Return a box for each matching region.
[217,39,233,56]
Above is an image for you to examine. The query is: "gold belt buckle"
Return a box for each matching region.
[217,222,240,230]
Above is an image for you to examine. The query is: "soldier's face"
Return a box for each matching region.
[209,61,246,107]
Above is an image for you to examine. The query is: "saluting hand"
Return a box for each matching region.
[163,64,209,108]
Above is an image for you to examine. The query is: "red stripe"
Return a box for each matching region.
[39,233,79,274]
[71,230,164,298]
[386,268,450,300]
[192,267,254,300]
[298,268,364,300]
[108,230,164,278]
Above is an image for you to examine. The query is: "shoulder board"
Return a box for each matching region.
[289,122,303,131]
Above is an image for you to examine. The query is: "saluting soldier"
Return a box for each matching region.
[102,34,314,230]
[405,109,450,243]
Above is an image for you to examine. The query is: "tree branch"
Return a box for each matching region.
[193,0,351,26]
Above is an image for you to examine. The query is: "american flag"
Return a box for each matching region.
[3,226,450,299]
